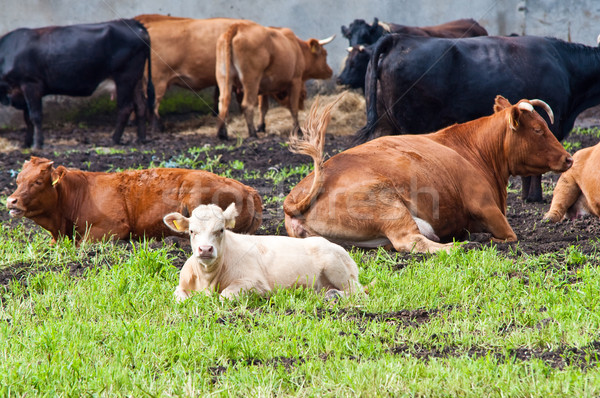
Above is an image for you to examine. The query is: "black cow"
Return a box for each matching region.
[355,34,600,202]
[341,17,488,46]
[0,19,155,149]
[338,18,487,91]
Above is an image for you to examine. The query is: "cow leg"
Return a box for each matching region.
[150,78,168,133]
[20,83,44,149]
[522,175,544,202]
[216,83,233,140]
[543,174,581,222]
[22,108,34,148]
[132,79,148,144]
[257,95,269,133]
[473,204,517,242]
[241,82,260,138]
[111,81,136,145]
[286,81,303,132]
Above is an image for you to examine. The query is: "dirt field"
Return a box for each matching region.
[1,91,600,261]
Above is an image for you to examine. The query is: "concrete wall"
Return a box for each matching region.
[1,0,599,127]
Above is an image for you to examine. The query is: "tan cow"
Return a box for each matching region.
[544,143,600,222]
[6,157,262,243]
[164,203,362,301]
[215,22,334,139]
[133,15,242,126]
[283,96,573,253]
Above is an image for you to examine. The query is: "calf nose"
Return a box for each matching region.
[198,245,214,257]
[6,196,17,207]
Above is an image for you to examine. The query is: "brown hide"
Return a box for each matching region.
[544,143,600,222]
[284,96,572,253]
[215,22,333,139]
[134,15,243,118]
[6,157,262,243]
[393,18,489,38]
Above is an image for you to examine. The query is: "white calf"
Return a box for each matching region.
[163,203,362,301]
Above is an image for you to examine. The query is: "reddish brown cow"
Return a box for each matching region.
[544,143,600,222]
[215,22,334,139]
[6,157,262,243]
[284,96,573,253]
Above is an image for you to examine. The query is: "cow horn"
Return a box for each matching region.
[528,99,554,124]
[597,33,600,46]
[346,46,353,53]
[378,21,392,32]
[358,45,365,51]
[318,35,335,45]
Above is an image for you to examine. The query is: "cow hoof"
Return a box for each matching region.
[257,123,266,133]
[324,289,343,302]
[217,126,228,140]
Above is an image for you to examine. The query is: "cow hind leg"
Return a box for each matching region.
[241,82,260,138]
[132,79,148,144]
[20,83,44,149]
[544,174,582,222]
[257,95,269,133]
[112,81,137,145]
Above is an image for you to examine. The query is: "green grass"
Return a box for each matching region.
[1,220,600,396]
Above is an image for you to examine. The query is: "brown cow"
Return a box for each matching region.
[544,143,600,222]
[215,22,334,140]
[6,157,262,243]
[283,96,573,253]
[133,15,242,126]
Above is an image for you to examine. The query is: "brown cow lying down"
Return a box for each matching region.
[164,203,362,301]
[544,143,600,222]
[283,96,573,253]
[6,157,262,243]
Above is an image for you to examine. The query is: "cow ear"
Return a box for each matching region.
[308,39,321,54]
[372,18,379,29]
[508,107,521,131]
[164,213,189,233]
[50,165,65,187]
[341,25,350,38]
[493,95,512,113]
[222,203,239,229]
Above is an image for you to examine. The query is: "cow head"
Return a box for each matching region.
[164,203,238,270]
[303,36,334,80]
[493,96,573,176]
[341,18,385,46]
[337,45,372,89]
[7,157,63,219]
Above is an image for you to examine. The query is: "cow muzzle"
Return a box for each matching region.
[196,245,215,259]
[6,197,25,218]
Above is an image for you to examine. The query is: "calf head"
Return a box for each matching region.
[302,36,334,80]
[164,203,238,269]
[494,96,573,176]
[7,157,63,219]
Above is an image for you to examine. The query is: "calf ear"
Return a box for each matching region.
[50,165,65,187]
[223,203,239,229]
[163,213,189,233]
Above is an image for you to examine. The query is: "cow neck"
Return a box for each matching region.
[559,41,600,117]
[430,116,510,211]
[53,170,88,236]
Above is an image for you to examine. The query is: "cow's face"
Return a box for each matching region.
[341,18,383,46]
[337,45,371,89]
[7,157,60,219]
[495,97,573,176]
[164,203,238,270]
[304,38,333,80]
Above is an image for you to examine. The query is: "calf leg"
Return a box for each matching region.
[216,83,233,140]
[241,81,260,138]
[544,173,581,222]
[20,83,44,149]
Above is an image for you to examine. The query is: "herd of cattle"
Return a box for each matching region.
[3,14,600,299]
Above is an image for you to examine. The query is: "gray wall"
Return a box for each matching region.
[1,0,599,127]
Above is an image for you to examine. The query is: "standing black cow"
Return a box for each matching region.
[337,18,488,91]
[341,17,488,46]
[0,19,155,149]
[355,34,600,202]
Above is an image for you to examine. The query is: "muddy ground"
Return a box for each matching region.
[2,93,599,259]
[1,93,600,368]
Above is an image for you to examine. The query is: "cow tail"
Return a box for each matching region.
[283,95,342,216]
[219,24,240,113]
[353,34,394,145]
[141,25,156,114]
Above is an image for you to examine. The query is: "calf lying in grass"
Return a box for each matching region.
[164,203,362,301]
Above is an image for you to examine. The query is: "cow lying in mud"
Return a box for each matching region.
[164,203,362,301]
[6,157,262,243]
[544,143,600,222]
[283,96,573,253]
